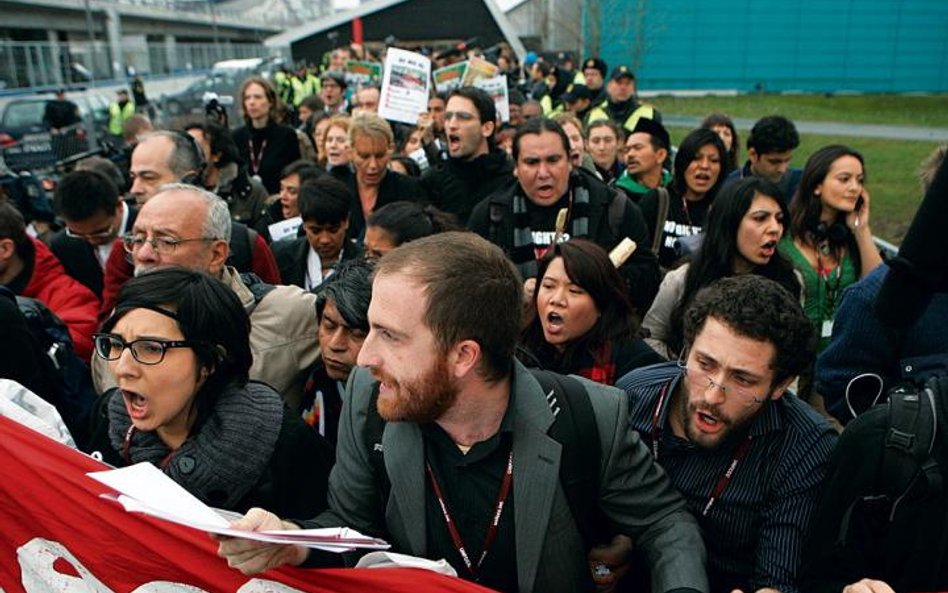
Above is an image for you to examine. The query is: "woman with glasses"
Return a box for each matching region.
[642,178,801,360]
[84,268,333,517]
[519,239,663,386]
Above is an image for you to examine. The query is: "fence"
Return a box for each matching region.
[0,40,268,90]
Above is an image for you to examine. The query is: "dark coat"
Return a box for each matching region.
[330,166,426,241]
[420,149,516,224]
[233,122,302,194]
[271,236,362,289]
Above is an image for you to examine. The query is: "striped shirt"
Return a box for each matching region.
[618,362,838,593]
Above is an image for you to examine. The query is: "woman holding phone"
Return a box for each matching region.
[779,145,882,352]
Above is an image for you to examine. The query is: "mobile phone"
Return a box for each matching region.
[855,195,865,212]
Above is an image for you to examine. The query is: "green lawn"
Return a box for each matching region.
[652,94,948,129]
[656,93,946,244]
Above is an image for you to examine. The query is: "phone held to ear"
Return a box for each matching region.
[854,195,865,227]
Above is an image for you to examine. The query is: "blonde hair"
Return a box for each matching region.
[348,112,394,148]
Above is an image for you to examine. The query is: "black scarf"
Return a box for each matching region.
[510,172,591,279]
[107,381,283,510]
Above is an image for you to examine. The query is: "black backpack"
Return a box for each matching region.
[363,368,612,550]
[14,295,96,444]
[814,369,948,591]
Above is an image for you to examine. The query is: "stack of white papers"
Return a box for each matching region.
[88,462,390,553]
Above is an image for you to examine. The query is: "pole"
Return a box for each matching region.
[83,0,97,83]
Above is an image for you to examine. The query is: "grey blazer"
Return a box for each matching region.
[304,361,708,593]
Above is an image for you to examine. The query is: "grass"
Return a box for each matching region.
[653,94,946,244]
[651,94,948,128]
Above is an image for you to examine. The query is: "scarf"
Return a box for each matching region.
[107,381,283,510]
[510,173,591,279]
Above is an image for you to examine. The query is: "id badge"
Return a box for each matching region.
[821,319,834,338]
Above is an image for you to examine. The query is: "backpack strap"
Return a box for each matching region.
[882,381,941,519]
[239,272,277,315]
[530,368,611,549]
[651,187,670,255]
[228,222,253,272]
[607,189,628,240]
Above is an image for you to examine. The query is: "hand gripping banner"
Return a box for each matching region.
[0,416,493,593]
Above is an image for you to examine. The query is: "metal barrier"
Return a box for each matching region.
[1,123,95,175]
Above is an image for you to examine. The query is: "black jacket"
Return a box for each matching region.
[46,206,138,298]
[420,149,516,224]
[233,122,302,194]
[330,166,426,242]
[271,236,362,289]
[468,167,660,314]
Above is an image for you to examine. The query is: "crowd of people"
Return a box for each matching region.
[2,41,947,593]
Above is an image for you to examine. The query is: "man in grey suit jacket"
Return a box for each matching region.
[217,232,707,593]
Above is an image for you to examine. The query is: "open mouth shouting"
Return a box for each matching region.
[122,389,149,421]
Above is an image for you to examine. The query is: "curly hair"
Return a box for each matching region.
[682,275,814,387]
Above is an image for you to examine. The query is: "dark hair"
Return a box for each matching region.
[299,94,325,113]
[184,120,240,167]
[315,258,373,332]
[746,115,800,155]
[0,201,28,248]
[367,201,460,246]
[280,159,323,183]
[701,112,739,173]
[448,87,497,125]
[390,156,421,177]
[298,174,352,225]
[789,144,865,264]
[76,156,127,194]
[682,275,815,387]
[375,231,521,382]
[100,268,253,434]
[53,170,119,221]
[673,128,727,200]
[521,239,638,371]
[667,178,800,355]
[512,117,571,162]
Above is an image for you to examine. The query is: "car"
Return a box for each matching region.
[159,72,245,126]
[0,93,110,173]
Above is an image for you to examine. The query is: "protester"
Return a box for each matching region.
[620,274,836,593]
[520,239,663,385]
[95,184,319,410]
[615,118,672,203]
[779,145,882,353]
[233,76,302,194]
[815,144,948,423]
[586,119,624,184]
[639,128,727,268]
[299,259,373,444]
[320,71,348,114]
[184,120,269,228]
[642,177,801,359]
[272,175,360,289]
[701,112,739,174]
[48,170,136,298]
[331,113,425,242]
[363,201,460,261]
[85,268,332,518]
[469,117,660,315]
[323,115,351,171]
[352,85,380,114]
[216,231,707,593]
[551,112,591,171]
[420,87,514,224]
[726,116,802,203]
[0,201,98,361]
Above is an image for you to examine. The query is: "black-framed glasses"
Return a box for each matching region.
[93,333,200,365]
[676,358,766,407]
[65,222,116,240]
[122,235,216,256]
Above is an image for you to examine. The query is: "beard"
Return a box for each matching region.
[374,356,459,424]
[678,387,756,451]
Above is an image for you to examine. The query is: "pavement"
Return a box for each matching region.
[663,114,948,142]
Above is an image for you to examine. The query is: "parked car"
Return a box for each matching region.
[0,93,110,173]
[160,72,244,126]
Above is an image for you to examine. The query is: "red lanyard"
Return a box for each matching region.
[649,380,753,517]
[248,139,267,175]
[425,449,513,579]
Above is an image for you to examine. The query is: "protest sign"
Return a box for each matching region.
[432,61,467,94]
[473,75,510,123]
[460,56,498,87]
[344,60,382,88]
[378,48,431,126]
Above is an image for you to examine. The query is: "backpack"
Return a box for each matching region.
[14,295,96,445]
[227,222,257,273]
[363,368,612,550]
[829,368,948,589]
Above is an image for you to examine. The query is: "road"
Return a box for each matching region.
[663,115,948,143]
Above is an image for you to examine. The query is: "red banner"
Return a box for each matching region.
[0,416,493,593]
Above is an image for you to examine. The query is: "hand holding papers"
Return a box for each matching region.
[88,463,389,555]
[379,48,431,126]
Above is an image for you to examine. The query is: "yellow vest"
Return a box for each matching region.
[586,101,656,133]
[108,101,135,136]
